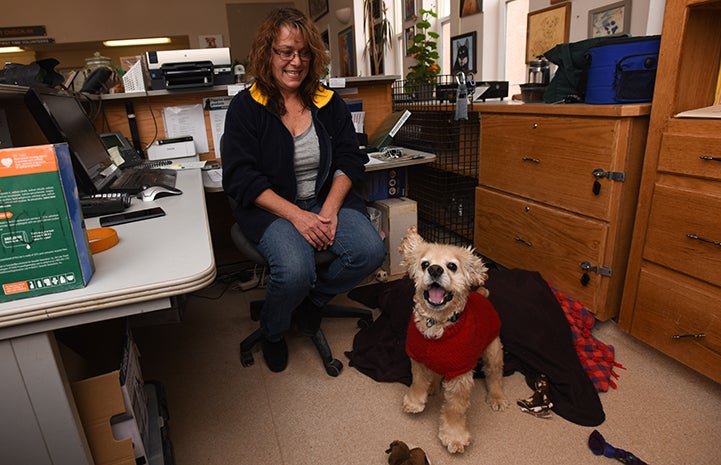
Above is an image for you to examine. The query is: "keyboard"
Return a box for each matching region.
[108,167,177,194]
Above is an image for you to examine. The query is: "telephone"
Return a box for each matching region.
[100,131,144,168]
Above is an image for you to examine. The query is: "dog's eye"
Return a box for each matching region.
[421,261,430,270]
[447,262,458,272]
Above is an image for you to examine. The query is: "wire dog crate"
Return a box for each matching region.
[391,77,480,247]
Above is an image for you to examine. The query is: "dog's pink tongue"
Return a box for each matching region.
[428,287,446,304]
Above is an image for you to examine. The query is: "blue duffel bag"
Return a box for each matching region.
[584,35,661,104]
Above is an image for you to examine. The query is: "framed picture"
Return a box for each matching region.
[338,26,355,77]
[588,0,631,38]
[450,31,477,74]
[460,0,482,18]
[309,0,328,21]
[525,3,571,63]
[405,26,415,56]
[198,34,223,48]
[404,0,416,21]
[321,28,329,50]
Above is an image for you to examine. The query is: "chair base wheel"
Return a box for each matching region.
[325,359,343,376]
[241,350,255,367]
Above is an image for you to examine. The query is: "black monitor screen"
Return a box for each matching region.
[24,89,118,194]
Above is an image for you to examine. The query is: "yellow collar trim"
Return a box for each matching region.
[249,82,333,109]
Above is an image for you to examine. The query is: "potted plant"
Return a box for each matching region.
[405,7,440,100]
[363,0,393,75]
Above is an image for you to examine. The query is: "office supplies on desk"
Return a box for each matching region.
[100,131,144,168]
[99,207,166,227]
[80,192,132,217]
[168,161,207,170]
[137,185,183,202]
[362,110,411,152]
[147,137,196,160]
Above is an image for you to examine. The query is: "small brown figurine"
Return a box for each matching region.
[385,440,430,465]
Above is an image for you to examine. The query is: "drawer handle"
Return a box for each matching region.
[521,157,541,163]
[514,236,532,247]
[700,155,721,162]
[671,333,706,340]
[687,233,721,247]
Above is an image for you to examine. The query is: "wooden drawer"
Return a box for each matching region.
[644,184,721,288]
[629,264,721,384]
[658,132,721,182]
[480,114,619,220]
[474,187,616,318]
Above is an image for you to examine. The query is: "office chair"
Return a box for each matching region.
[229,211,374,376]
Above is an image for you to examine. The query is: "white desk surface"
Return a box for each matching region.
[0,169,216,339]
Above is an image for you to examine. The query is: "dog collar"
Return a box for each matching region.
[417,309,461,328]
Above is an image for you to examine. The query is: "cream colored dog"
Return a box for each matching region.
[399,226,508,454]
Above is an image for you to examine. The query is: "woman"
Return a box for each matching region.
[222,7,386,372]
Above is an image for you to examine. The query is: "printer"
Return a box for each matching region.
[145,48,234,90]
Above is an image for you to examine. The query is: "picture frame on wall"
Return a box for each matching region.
[309,0,329,21]
[405,26,416,56]
[525,2,571,63]
[588,0,632,38]
[338,26,355,77]
[450,31,477,73]
[460,0,482,18]
[404,0,416,21]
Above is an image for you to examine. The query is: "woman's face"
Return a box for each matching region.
[271,25,310,95]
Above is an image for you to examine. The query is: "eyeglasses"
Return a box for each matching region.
[273,47,312,62]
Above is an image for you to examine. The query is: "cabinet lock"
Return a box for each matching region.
[592,168,625,181]
[579,261,612,277]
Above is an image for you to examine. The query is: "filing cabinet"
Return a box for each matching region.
[619,0,721,384]
[474,104,650,320]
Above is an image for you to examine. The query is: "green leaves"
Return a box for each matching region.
[406,7,440,86]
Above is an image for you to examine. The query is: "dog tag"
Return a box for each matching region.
[581,272,590,286]
[592,179,601,196]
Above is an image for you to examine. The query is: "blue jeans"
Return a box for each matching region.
[256,200,386,341]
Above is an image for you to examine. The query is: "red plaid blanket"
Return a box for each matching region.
[549,285,624,392]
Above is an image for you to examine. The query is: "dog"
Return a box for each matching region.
[399,226,508,454]
[452,39,470,74]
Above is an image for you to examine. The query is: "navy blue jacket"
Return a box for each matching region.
[221,83,369,243]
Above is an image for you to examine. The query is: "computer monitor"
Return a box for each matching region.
[24,88,119,194]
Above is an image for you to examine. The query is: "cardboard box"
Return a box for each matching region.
[71,329,149,465]
[365,167,406,201]
[0,143,94,302]
[372,197,417,277]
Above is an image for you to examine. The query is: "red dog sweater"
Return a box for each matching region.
[406,292,501,380]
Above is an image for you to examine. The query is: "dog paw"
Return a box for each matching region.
[439,429,470,454]
[402,394,426,414]
[487,395,510,412]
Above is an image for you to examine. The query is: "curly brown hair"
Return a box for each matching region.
[247,7,330,116]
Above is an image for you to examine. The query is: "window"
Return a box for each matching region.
[504,0,529,96]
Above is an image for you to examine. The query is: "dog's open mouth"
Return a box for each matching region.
[424,282,453,307]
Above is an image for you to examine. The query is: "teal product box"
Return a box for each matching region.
[365,167,407,201]
[0,143,95,302]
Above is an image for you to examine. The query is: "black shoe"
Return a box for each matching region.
[262,337,288,372]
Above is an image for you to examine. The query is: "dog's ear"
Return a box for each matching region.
[464,246,489,288]
[398,225,423,270]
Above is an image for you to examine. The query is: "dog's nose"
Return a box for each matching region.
[427,264,444,279]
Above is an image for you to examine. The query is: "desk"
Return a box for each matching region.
[201,147,436,192]
[0,170,216,465]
